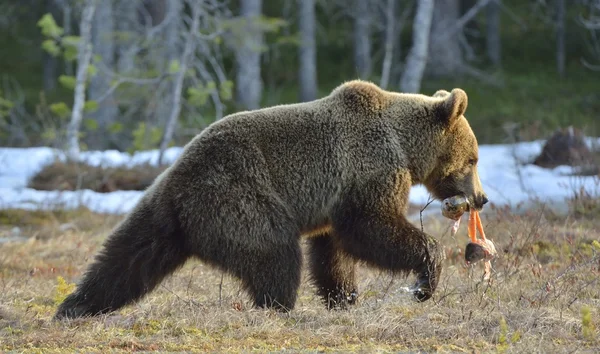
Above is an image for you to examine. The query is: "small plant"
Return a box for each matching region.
[497,316,509,352]
[53,276,76,306]
[581,306,596,341]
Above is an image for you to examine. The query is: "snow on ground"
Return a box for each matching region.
[1,139,599,216]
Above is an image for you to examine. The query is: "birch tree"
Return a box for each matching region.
[66,0,97,161]
[555,0,566,77]
[353,0,372,79]
[88,0,117,149]
[298,0,317,102]
[235,0,264,110]
[158,0,200,165]
[400,0,434,93]
[379,0,395,89]
[157,0,232,164]
[580,0,600,70]
[486,0,501,67]
[427,0,462,78]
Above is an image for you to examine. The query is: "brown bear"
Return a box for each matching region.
[54,80,488,319]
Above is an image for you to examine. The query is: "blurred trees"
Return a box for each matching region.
[399,0,434,93]
[0,0,599,151]
[580,0,600,70]
[298,0,317,101]
[235,0,264,110]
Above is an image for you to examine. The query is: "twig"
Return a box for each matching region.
[420,195,435,232]
[160,284,203,309]
[497,0,528,30]
[219,272,224,307]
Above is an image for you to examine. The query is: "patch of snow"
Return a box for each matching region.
[0,141,599,216]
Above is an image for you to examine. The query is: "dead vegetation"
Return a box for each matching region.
[532,126,600,177]
[1,197,599,353]
[28,161,167,193]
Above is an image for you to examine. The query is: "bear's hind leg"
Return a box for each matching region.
[54,198,189,320]
[307,233,357,309]
[191,187,304,312]
[237,236,303,312]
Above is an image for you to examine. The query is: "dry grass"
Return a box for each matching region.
[1,203,599,353]
[28,161,167,193]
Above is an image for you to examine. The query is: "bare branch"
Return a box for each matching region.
[158,0,203,165]
[437,0,493,43]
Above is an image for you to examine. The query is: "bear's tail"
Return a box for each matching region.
[54,196,189,320]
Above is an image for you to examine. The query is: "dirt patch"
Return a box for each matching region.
[28,161,167,193]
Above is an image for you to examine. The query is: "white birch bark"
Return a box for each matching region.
[298,0,317,102]
[399,0,434,93]
[66,0,97,161]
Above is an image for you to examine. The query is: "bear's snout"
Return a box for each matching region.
[473,194,489,210]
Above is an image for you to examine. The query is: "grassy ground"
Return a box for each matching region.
[1,198,599,353]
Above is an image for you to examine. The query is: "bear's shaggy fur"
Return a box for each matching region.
[54,80,488,319]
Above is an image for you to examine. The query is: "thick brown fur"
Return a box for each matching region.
[54,80,487,319]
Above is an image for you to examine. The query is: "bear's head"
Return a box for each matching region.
[423,88,488,211]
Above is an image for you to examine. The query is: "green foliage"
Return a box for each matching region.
[83,118,98,131]
[53,276,75,305]
[219,80,234,101]
[108,122,124,134]
[87,64,97,77]
[498,316,508,348]
[4,0,599,151]
[58,75,76,90]
[83,100,98,113]
[168,60,181,74]
[581,306,596,341]
[41,39,61,56]
[275,34,301,46]
[37,13,64,38]
[257,16,288,34]
[131,122,162,152]
[41,128,58,142]
[63,45,79,62]
[49,102,71,119]
[188,82,215,107]
[221,15,289,52]
[0,91,13,118]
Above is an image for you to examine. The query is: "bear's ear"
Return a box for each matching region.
[433,89,450,98]
[438,88,468,125]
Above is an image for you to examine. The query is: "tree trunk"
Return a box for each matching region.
[298,0,317,102]
[235,0,264,110]
[88,0,118,149]
[116,0,139,74]
[556,0,566,77]
[400,0,434,93]
[353,0,372,79]
[42,0,59,92]
[426,0,463,78]
[66,0,97,161]
[158,0,201,165]
[379,0,395,89]
[154,0,181,127]
[62,1,74,76]
[486,0,501,66]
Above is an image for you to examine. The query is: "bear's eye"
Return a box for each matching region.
[468,158,478,166]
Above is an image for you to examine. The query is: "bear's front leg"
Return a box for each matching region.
[331,169,444,302]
